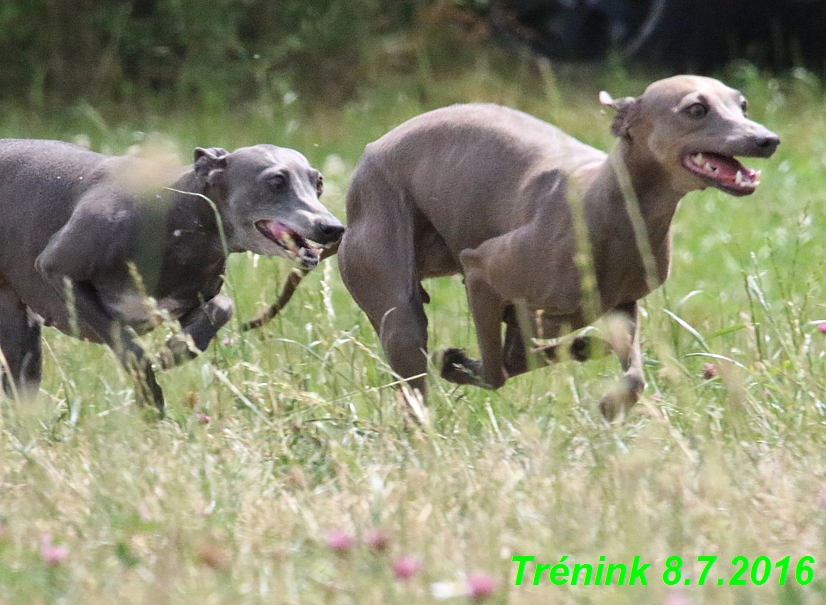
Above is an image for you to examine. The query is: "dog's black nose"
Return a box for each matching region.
[314,222,345,245]
[757,133,780,151]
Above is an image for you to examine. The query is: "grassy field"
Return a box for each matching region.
[2,54,826,604]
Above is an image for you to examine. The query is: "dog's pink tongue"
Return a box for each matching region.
[267,221,289,240]
[706,154,746,180]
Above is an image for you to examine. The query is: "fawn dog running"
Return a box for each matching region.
[338,75,779,419]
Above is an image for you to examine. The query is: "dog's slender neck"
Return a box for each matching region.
[166,169,231,248]
[616,136,685,243]
[583,136,685,308]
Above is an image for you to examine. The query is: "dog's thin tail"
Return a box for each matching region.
[242,267,307,331]
[242,238,339,331]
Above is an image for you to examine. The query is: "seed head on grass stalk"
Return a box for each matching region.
[363,528,390,552]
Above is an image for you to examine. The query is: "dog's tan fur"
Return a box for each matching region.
[339,76,779,418]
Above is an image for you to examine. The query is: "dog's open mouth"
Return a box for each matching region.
[682,152,761,195]
[255,220,324,269]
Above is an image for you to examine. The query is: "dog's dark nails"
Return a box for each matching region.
[569,336,592,362]
[438,348,485,386]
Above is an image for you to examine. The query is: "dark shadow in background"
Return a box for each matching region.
[490,0,826,72]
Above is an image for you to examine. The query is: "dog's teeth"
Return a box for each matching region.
[692,153,705,166]
[703,162,713,172]
[281,233,297,251]
[735,170,743,185]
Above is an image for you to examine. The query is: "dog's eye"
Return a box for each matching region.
[685,103,708,119]
[315,175,324,197]
[740,100,749,115]
[267,174,287,189]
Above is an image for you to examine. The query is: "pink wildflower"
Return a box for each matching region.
[466,572,496,600]
[818,323,826,334]
[137,503,154,522]
[665,591,690,605]
[392,554,421,581]
[195,412,211,424]
[39,535,69,565]
[702,363,717,379]
[325,528,354,553]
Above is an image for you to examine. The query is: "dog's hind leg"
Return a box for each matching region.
[339,185,430,397]
[377,295,430,398]
[158,294,234,370]
[0,287,43,400]
[341,262,430,396]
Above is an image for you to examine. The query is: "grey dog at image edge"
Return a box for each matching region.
[338,75,780,420]
[0,141,344,413]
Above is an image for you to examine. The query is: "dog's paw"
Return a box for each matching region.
[123,353,166,417]
[438,348,483,386]
[598,374,644,422]
[569,336,593,362]
[157,334,198,370]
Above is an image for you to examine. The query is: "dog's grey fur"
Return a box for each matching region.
[338,75,779,418]
[0,140,343,411]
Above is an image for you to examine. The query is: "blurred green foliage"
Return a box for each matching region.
[0,0,489,109]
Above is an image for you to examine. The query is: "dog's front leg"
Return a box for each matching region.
[34,206,166,412]
[42,276,165,412]
[501,305,530,376]
[442,264,507,389]
[158,294,234,370]
[74,282,165,413]
[598,300,645,420]
[503,307,606,374]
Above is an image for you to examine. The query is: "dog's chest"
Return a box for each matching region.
[103,229,226,331]
[155,228,226,298]
[97,289,210,334]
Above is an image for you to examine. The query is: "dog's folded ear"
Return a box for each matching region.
[194,147,229,183]
[599,91,639,138]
